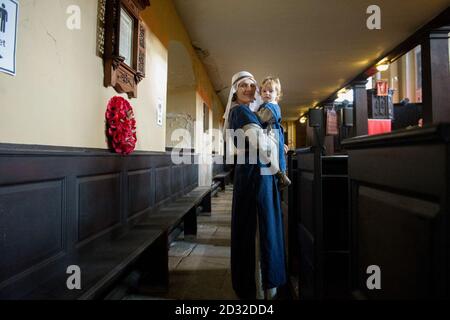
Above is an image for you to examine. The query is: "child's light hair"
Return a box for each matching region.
[260,77,283,102]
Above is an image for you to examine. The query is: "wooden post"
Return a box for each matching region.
[421,26,450,124]
[184,206,198,237]
[137,231,170,293]
[351,80,369,136]
[306,121,315,146]
[287,151,299,275]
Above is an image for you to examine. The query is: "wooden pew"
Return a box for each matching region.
[213,171,232,191]
[289,147,350,299]
[0,145,209,300]
[342,124,450,299]
[20,186,212,300]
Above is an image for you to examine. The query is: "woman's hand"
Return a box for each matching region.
[284,144,289,154]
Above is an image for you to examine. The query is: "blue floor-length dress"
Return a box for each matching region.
[228,104,287,299]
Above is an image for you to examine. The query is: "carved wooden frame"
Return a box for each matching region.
[103,0,150,98]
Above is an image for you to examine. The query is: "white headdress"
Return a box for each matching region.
[223,71,262,131]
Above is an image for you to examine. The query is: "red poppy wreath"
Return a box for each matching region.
[105,96,137,155]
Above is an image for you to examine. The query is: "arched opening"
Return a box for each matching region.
[166,41,214,187]
[166,41,197,150]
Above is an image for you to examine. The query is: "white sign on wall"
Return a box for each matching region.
[157,97,163,126]
[0,0,18,76]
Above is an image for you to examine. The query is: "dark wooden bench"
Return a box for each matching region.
[23,228,165,300]
[131,186,212,293]
[136,186,212,236]
[22,186,212,300]
[213,171,232,191]
[211,180,222,197]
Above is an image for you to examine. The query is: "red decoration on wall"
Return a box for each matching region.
[326,108,339,136]
[376,80,389,96]
[105,96,137,155]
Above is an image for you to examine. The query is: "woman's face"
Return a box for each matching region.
[236,78,257,105]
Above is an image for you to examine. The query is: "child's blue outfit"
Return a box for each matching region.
[256,102,286,173]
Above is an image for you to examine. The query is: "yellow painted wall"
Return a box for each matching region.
[167,87,197,117]
[0,0,223,153]
[142,0,225,184]
[0,0,168,151]
[166,87,196,148]
[195,92,213,187]
[212,98,224,155]
[141,0,224,117]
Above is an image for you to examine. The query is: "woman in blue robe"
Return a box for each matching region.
[257,101,287,173]
[223,71,287,299]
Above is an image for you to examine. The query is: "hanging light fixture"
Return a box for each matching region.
[376,61,390,72]
[299,114,307,124]
[337,88,347,100]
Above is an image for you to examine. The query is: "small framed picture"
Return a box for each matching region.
[376,80,389,96]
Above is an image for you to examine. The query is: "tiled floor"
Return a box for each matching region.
[125,186,238,300]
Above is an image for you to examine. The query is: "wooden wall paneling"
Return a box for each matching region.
[287,152,299,275]
[128,169,153,218]
[343,124,450,298]
[421,26,450,124]
[154,167,171,205]
[0,180,66,285]
[355,185,439,299]
[0,144,198,299]
[294,147,350,299]
[77,173,122,244]
[171,165,184,197]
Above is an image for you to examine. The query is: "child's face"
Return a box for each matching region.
[261,85,278,103]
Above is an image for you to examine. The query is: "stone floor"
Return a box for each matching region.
[125,185,239,300]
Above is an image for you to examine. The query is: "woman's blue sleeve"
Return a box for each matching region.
[230,106,261,130]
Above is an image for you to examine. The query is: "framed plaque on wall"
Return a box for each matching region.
[103,0,150,98]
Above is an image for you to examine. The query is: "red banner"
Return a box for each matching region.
[376,80,389,96]
[368,119,391,135]
[326,109,339,136]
